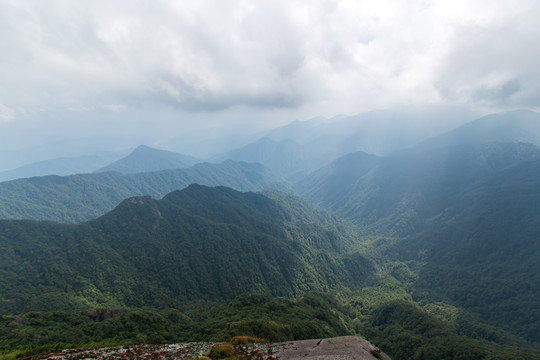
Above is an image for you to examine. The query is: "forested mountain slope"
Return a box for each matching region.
[0,185,372,315]
[294,141,540,342]
[296,142,540,235]
[408,157,540,342]
[0,161,275,223]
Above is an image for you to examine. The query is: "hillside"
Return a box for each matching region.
[1,184,539,359]
[294,142,540,342]
[296,142,540,235]
[0,184,371,315]
[0,161,275,223]
[94,145,200,174]
[408,157,540,342]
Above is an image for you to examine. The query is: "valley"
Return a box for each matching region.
[1,109,540,359]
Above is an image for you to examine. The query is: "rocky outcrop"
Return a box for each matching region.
[26,336,391,359]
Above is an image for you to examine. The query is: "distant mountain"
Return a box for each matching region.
[413,109,540,151]
[0,153,123,182]
[95,145,200,174]
[265,107,477,152]
[221,138,313,176]
[0,184,371,315]
[294,141,540,342]
[296,142,540,234]
[0,161,275,223]
[222,106,478,176]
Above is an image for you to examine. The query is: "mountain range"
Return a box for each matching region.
[0,161,274,222]
[221,106,480,176]
[0,153,123,182]
[0,184,369,315]
[294,141,540,342]
[1,108,540,359]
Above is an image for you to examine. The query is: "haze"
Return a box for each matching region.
[1,0,540,170]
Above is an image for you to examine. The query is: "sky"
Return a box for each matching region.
[1,0,540,163]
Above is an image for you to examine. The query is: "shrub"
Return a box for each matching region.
[208,343,235,359]
[371,348,384,360]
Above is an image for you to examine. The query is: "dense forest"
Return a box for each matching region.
[0,160,274,222]
[1,183,539,359]
[1,111,540,359]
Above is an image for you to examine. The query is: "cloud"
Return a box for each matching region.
[433,1,540,108]
[0,105,15,122]
[0,0,539,119]
[102,104,126,112]
[473,79,521,104]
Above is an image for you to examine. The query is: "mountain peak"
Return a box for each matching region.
[94,145,199,174]
[413,109,540,151]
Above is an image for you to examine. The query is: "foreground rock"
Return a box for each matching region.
[26,336,391,359]
[238,336,391,360]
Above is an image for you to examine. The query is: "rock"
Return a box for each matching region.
[237,336,391,360]
[25,336,391,359]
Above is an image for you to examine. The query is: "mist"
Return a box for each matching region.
[1,0,540,171]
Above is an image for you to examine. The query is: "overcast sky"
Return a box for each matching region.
[1,0,540,156]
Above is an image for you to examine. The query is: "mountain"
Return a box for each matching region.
[295,142,540,234]
[0,153,123,182]
[264,106,477,153]
[220,137,312,176]
[0,161,275,223]
[0,184,371,315]
[94,145,200,174]
[221,106,478,176]
[1,183,538,358]
[294,142,540,342]
[413,109,540,151]
[408,157,540,342]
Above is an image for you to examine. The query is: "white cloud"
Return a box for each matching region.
[0,0,539,124]
[0,105,15,122]
[102,104,126,112]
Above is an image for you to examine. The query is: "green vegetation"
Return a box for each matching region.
[0,294,350,348]
[371,348,384,360]
[363,300,539,360]
[0,160,275,222]
[0,185,371,315]
[1,293,538,359]
[230,336,268,344]
[295,142,540,343]
[208,344,235,359]
[2,137,540,360]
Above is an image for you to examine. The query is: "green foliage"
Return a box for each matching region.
[0,294,352,349]
[2,137,540,359]
[370,348,383,360]
[230,336,268,344]
[1,295,539,359]
[295,142,540,343]
[0,185,373,315]
[208,344,235,359]
[0,161,275,223]
[362,301,540,360]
